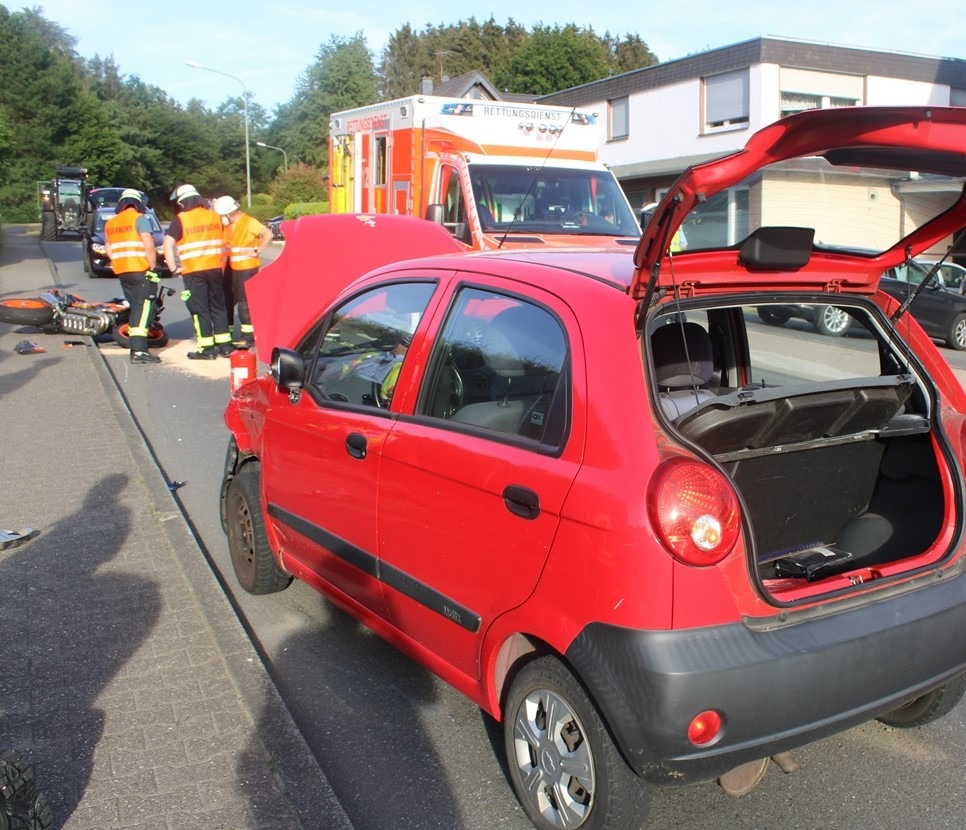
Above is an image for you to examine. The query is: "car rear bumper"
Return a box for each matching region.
[565,568,966,784]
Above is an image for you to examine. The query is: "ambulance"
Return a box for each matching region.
[328,96,641,249]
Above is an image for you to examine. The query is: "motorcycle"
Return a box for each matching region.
[0,282,174,349]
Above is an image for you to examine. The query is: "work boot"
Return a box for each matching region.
[218,343,234,357]
[130,351,161,364]
[187,348,218,360]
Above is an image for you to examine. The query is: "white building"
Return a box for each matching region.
[538,37,966,214]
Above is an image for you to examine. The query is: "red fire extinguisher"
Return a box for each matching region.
[230,348,257,392]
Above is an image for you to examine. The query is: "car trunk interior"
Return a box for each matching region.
[651,305,954,602]
[673,379,945,594]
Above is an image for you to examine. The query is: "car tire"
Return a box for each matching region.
[225,464,292,595]
[946,313,966,350]
[504,656,651,830]
[877,673,966,728]
[756,307,791,326]
[814,305,850,337]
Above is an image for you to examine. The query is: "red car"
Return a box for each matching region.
[222,107,966,830]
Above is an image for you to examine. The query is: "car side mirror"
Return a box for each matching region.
[425,204,445,225]
[271,347,305,403]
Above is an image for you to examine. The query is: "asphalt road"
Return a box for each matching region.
[41,237,966,830]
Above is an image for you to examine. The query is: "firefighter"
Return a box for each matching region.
[103,189,162,364]
[163,184,232,359]
[211,195,273,349]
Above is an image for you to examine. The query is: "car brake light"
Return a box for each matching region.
[649,458,740,566]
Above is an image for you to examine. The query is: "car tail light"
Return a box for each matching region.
[649,458,740,566]
[687,709,723,745]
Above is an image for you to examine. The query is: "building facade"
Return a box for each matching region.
[537,37,966,218]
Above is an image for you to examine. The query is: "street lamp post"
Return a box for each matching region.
[256,141,288,172]
[186,60,251,208]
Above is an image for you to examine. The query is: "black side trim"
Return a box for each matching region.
[270,503,376,576]
[268,503,481,633]
[382,561,481,633]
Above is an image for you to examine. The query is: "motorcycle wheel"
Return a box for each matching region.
[113,323,168,350]
[0,298,55,328]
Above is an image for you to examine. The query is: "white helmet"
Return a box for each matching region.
[170,184,201,203]
[212,195,240,217]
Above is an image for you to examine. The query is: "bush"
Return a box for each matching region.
[283,202,328,219]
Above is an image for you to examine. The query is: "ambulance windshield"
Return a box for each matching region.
[470,165,640,237]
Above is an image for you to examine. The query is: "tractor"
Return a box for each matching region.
[39,166,90,241]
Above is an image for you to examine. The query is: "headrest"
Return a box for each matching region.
[652,321,714,388]
[483,305,566,378]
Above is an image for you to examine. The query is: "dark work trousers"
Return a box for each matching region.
[222,266,234,327]
[118,272,156,353]
[229,265,258,339]
[183,269,230,350]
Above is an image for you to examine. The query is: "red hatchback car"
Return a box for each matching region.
[222,107,966,830]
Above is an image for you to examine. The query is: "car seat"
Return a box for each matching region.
[652,321,716,419]
[450,305,566,438]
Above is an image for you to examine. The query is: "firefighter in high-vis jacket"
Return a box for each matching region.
[211,195,273,349]
[104,189,162,364]
[163,184,232,359]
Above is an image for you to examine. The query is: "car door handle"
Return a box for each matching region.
[346,432,367,459]
[503,485,539,520]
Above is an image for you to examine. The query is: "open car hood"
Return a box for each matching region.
[632,106,966,299]
[247,214,462,364]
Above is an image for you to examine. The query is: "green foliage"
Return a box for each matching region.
[379,17,528,100]
[496,24,610,95]
[272,162,327,207]
[274,33,377,167]
[0,6,659,224]
[283,201,328,220]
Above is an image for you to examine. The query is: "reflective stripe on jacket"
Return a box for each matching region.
[225,213,267,270]
[176,207,227,274]
[104,210,150,275]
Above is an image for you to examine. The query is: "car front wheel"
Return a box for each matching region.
[504,656,651,830]
[225,464,291,595]
[814,305,850,337]
[946,313,966,350]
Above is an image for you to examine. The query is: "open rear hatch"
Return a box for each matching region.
[637,107,966,603]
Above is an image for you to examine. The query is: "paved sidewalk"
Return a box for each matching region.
[0,224,353,829]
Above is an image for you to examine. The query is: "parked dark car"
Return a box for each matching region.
[82,205,169,278]
[757,258,966,349]
[220,107,966,830]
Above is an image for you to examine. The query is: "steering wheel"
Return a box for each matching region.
[432,362,465,418]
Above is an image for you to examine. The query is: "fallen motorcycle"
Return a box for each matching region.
[0,282,174,349]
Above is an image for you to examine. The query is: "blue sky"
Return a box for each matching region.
[32,1,966,114]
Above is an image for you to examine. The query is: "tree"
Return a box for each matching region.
[276,33,377,168]
[609,33,659,75]
[496,24,610,96]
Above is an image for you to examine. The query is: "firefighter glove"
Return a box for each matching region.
[145,270,160,283]
[180,289,192,302]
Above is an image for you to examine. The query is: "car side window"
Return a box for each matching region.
[419,287,569,446]
[309,281,435,407]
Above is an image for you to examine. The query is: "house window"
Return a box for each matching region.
[781,92,858,117]
[609,97,629,140]
[779,69,863,117]
[704,70,749,130]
